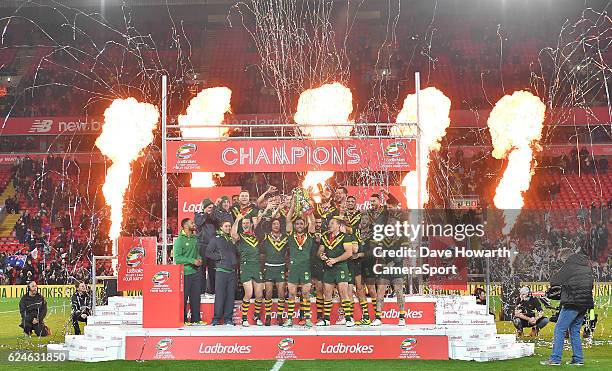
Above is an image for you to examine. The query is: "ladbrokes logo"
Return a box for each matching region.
[277,338,294,351]
[176,143,198,159]
[320,342,374,354]
[380,308,423,319]
[198,342,252,354]
[398,337,420,359]
[400,338,417,351]
[154,338,175,360]
[152,271,170,286]
[384,142,407,158]
[126,246,145,268]
[156,338,173,352]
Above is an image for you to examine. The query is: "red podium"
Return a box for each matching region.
[143,265,184,328]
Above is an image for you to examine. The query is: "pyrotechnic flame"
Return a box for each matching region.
[394,87,451,209]
[294,83,353,202]
[178,87,232,187]
[487,91,546,235]
[95,98,159,240]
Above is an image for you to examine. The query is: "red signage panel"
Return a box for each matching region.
[117,237,157,291]
[177,186,242,231]
[143,265,184,328]
[167,139,416,173]
[125,334,448,360]
[0,117,101,135]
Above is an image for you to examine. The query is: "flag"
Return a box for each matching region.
[30,248,38,260]
[6,254,27,268]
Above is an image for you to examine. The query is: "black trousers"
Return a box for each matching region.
[72,313,87,335]
[184,270,202,323]
[205,259,216,294]
[513,316,549,330]
[22,316,45,336]
[213,270,236,324]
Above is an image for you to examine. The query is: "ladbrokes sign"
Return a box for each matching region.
[126,335,448,360]
[167,139,416,173]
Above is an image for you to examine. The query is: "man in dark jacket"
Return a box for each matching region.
[195,198,219,296]
[541,251,594,366]
[205,220,238,326]
[19,281,48,336]
[71,281,92,335]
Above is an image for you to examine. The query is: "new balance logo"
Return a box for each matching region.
[28,119,53,133]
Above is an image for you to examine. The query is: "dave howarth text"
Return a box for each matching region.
[373,245,513,259]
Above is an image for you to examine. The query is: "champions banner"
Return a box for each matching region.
[117,237,157,291]
[167,138,416,173]
[125,335,448,360]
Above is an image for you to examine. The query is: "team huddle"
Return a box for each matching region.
[175,186,410,328]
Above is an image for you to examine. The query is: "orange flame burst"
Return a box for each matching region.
[394,87,451,209]
[178,87,232,187]
[95,98,159,239]
[487,91,545,235]
[294,83,353,202]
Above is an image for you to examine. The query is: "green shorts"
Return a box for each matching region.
[288,262,311,284]
[323,262,350,284]
[348,259,362,284]
[240,262,263,284]
[263,264,286,282]
[311,260,325,281]
[360,257,377,282]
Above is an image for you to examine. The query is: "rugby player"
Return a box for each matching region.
[373,212,407,327]
[283,200,317,327]
[231,213,264,327]
[317,216,356,327]
[313,187,338,322]
[256,200,289,326]
[343,195,372,325]
[231,189,259,232]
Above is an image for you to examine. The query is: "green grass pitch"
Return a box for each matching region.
[1,295,610,370]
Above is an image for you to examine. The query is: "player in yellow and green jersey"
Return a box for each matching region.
[283,199,317,327]
[231,213,264,327]
[256,200,289,326]
[316,216,356,327]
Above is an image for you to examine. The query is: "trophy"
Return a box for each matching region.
[292,187,314,215]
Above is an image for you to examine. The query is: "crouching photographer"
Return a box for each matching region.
[71,281,92,335]
[19,281,50,337]
[541,250,594,366]
[513,286,549,337]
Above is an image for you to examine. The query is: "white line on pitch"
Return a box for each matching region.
[0,305,64,314]
[270,359,285,371]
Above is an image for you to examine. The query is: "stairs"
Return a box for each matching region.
[0,183,19,237]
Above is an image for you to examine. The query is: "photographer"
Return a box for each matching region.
[513,287,549,337]
[19,281,49,337]
[71,281,92,335]
[541,251,594,366]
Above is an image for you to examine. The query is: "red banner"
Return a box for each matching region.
[125,334,448,360]
[0,117,101,135]
[117,237,157,291]
[177,186,242,231]
[187,300,435,326]
[167,139,416,173]
[346,186,406,210]
[0,153,105,164]
[143,265,184,328]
